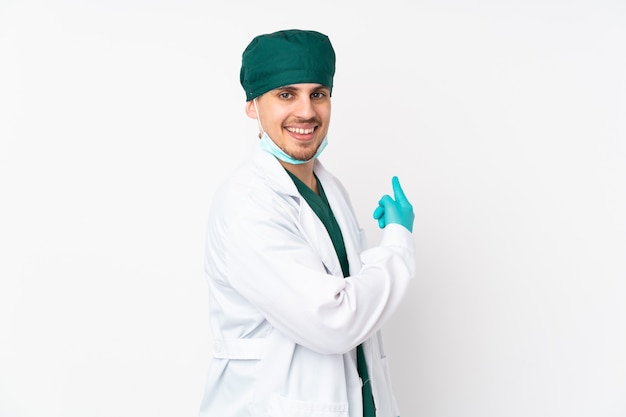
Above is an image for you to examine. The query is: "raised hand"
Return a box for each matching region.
[372,176,414,232]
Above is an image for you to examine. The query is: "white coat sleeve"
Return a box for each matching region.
[215,189,416,355]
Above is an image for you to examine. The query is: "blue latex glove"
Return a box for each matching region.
[372,176,414,232]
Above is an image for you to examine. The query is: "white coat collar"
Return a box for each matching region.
[249,142,364,278]
[250,140,328,198]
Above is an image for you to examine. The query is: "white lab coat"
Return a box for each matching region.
[199,144,416,417]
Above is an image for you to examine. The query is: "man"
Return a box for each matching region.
[199,29,416,417]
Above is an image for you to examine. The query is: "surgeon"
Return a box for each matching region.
[199,29,416,417]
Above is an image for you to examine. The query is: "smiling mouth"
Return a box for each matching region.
[286,127,315,135]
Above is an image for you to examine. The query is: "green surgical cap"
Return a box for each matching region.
[240,29,336,101]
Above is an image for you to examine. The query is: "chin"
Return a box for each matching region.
[294,152,317,161]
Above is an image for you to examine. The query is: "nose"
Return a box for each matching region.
[294,96,316,120]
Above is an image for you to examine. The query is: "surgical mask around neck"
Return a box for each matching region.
[259,132,328,165]
[253,98,328,165]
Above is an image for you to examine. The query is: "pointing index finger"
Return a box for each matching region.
[392,176,408,202]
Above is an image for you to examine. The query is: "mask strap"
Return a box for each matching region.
[253,99,264,136]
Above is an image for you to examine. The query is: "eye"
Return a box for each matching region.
[311,91,328,100]
[279,92,293,99]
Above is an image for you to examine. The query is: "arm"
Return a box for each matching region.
[217,177,415,355]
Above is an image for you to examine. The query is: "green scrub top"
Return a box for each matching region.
[287,170,376,417]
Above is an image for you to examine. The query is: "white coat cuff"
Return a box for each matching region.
[380,223,414,249]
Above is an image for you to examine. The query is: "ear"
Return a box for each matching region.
[245,100,258,119]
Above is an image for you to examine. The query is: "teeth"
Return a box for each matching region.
[288,127,314,134]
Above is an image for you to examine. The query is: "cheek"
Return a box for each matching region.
[314,104,331,120]
[320,109,331,125]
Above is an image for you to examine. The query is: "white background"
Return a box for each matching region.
[1,0,625,416]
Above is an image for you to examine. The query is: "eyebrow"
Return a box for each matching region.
[277,85,330,93]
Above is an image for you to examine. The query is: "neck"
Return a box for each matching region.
[280,160,318,194]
